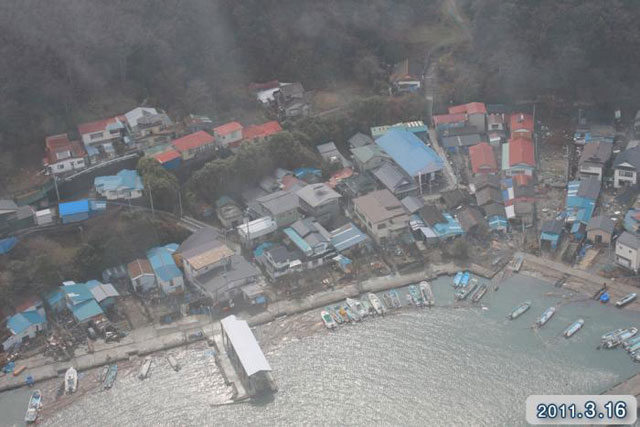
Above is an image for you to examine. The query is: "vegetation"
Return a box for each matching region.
[137,157,180,212]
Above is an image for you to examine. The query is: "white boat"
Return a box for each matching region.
[166,354,180,371]
[564,319,584,338]
[508,301,531,320]
[346,298,367,318]
[360,297,374,316]
[602,327,638,348]
[367,293,385,315]
[320,310,337,329]
[602,328,626,341]
[420,281,435,306]
[24,390,42,423]
[389,289,401,308]
[616,293,637,308]
[65,367,77,394]
[534,307,556,328]
[138,357,152,380]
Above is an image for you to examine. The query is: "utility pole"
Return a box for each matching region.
[53,175,61,202]
[148,183,155,217]
[177,187,183,218]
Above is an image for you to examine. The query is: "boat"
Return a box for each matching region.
[453,272,463,287]
[564,319,584,338]
[508,301,531,320]
[166,354,180,372]
[616,293,637,308]
[346,298,367,318]
[103,364,118,390]
[603,327,638,349]
[460,272,471,287]
[344,305,360,322]
[24,390,42,423]
[627,341,640,354]
[138,357,152,380]
[471,284,488,303]
[64,367,77,394]
[98,366,109,382]
[320,310,337,330]
[420,281,434,306]
[382,292,394,310]
[455,281,478,301]
[389,289,401,308]
[336,306,349,323]
[632,352,640,363]
[602,328,626,342]
[368,293,385,315]
[408,285,424,306]
[623,335,640,350]
[360,297,374,316]
[325,307,342,324]
[534,307,556,328]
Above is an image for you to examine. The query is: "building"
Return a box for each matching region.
[350,145,390,172]
[483,203,508,232]
[441,134,483,153]
[172,131,216,160]
[77,116,127,161]
[502,138,535,177]
[58,199,91,224]
[94,169,144,200]
[371,121,429,141]
[255,191,300,228]
[373,162,418,198]
[353,189,409,244]
[242,121,282,145]
[216,196,244,229]
[273,82,310,118]
[432,113,467,131]
[476,186,503,207]
[44,133,87,175]
[284,218,333,268]
[469,142,498,174]
[578,141,612,181]
[153,149,182,170]
[586,215,615,245]
[296,183,342,225]
[506,201,535,227]
[237,217,277,247]
[348,132,374,149]
[564,178,600,238]
[457,206,487,235]
[258,244,302,280]
[540,219,564,251]
[62,283,105,324]
[85,280,120,309]
[178,233,234,282]
[449,102,487,131]
[2,310,47,351]
[125,107,173,148]
[329,222,371,254]
[613,146,640,188]
[214,122,244,148]
[127,259,156,293]
[184,114,213,134]
[193,255,261,303]
[616,231,640,272]
[390,57,423,94]
[317,142,351,168]
[375,128,444,192]
[441,189,469,210]
[509,113,534,140]
[147,244,185,295]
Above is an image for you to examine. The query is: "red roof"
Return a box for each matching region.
[172,131,215,152]
[243,121,282,140]
[469,142,497,174]
[281,175,306,191]
[509,137,535,167]
[214,121,243,136]
[448,102,487,115]
[327,167,354,188]
[77,117,119,135]
[44,133,87,165]
[509,113,534,134]
[153,149,181,164]
[432,113,467,126]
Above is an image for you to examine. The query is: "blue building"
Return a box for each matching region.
[564,178,600,239]
[46,288,66,312]
[147,244,184,295]
[2,310,47,351]
[94,169,144,200]
[62,282,105,323]
[540,220,564,251]
[59,199,91,224]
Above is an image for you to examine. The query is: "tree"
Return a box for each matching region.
[137,157,179,212]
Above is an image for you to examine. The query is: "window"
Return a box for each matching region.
[619,170,635,178]
[57,164,64,170]
[90,132,103,140]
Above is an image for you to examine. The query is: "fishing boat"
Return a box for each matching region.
[408,285,424,306]
[98,366,109,383]
[389,289,401,308]
[627,341,640,354]
[166,354,180,371]
[602,328,626,342]
[103,364,118,390]
[623,335,640,350]
[534,307,556,328]
[24,390,42,423]
[632,352,640,363]
[336,306,350,323]
[368,293,385,315]
[65,367,77,394]
[453,272,463,287]
[603,327,638,349]
[460,272,471,287]
[344,305,360,322]
[346,298,367,318]
[320,310,337,330]
[616,293,637,308]
[360,297,374,316]
[508,301,531,320]
[137,358,152,380]
[471,284,488,303]
[564,319,585,338]
[382,292,394,310]
[420,281,435,306]
[455,281,478,301]
[329,307,344,324]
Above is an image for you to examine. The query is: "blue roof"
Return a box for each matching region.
[46,289,65,307]
[94,169,144,193]
[284,227,313,256]
[85,280,102,290]
[330,222,370,252]
[59,199,90,216]
[294,167,322,179]
[432,213,465,238]
[71,299,104,322]
[147,245,182,282]
[375,129,443,177]
[62,283,94,305]
[7,310,46,334]
[254,242,274,258]
[0,237,18,254]
[85,145,99,156]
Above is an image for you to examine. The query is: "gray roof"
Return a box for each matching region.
[401,195,425,214]
[618,231,640,249]
[177,226,222,256]
[196,255,260,294]
[473,174,501,190]
[337,173,377,197]
[419,205,445,226]
[220,315,271,376]
[579,141,612,166]
[482,202,506,218]
[317,142,351,168]
[0,200,18,212]
[577,177,601,200]
[351,145,389,164]
[457,206,487,231]
[587,215,615,234]
[257,190,299,215]
[441,134,482,149]
[290,218,330,247]
[296,183,341,207]
[614,146,640,170]
[348,132,374,148]
[265,245,299,264]
[476,187,502,206]
[541,219,563,235]
[439,125,483,137]
[441,189,468,209]
[373,162,418,195]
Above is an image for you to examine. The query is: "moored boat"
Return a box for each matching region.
[453,272,463,287]
[336,305,350,323]
[368,293,385,315]
[321,310,337,330]
[166,354,180,371]
[534,307,556,328]
[389,289,401,308]
[471,284,488,303]
[99,366,109,382]
[455,281,478,301]
[24,390,42,423]
[564,319,585,338]
[382,292,393,310]
[623,335,640,350]
[616,293,637,308]
[103,364,118,390]
[346,298,367,318]
[460,272,471,287]
[360,297,373,316]
[325,307,342,324]
[65,367,77,394]
[344,305,360,322]
[419,281,434,306]
[602,328,626,342]
[408,285,424,306]
[508,301,531,320]
[138,357,152,380]
[627,341,640,353]
[603,327,638,348]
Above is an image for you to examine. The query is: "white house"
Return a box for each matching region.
[94,169,144,200]
[44,133,87,175]
[127,258,156,293]
[616,232,640,272]
[2,310,47,351]
[77,116,127,159]
[613,147,640,188]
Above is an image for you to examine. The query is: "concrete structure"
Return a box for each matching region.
[172,131,216,160]
[127,259,156,293]
[44,133,87,175]
[255,191,300,228]
[613,146,640,188]
[586,215,615,245]
[94,169,144,200]
[353,189,409,245]
[215,196,243,229]
[296,184,341,226]
[616,232,640,272]
[214,122,244,148]
[578,141,612,181]
[259,245,302,280]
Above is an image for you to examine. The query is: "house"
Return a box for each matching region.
[476,186,503,207]
[482,203,508,232]
[441,189,468,210]
[329,222,371,254]
[94,169,144,200]
[624,209,640,236]
[373,162,418,198]
[184,114,214,134]
[214,122,244,149]
[216,196,243,229]
[564,178,600,238]
[506,201,535,227]
[415,205,464,240]
[441,134,483,153]
[449,102,487,131]
[85,280,120,309]
[336,173,377,202]
[348,132,374,149]
[469,142,498,174]
[147,244,185,295]
[258,244,302,280]
[59,199,91,224]
[371,121,429,140]
[124,107,160,133]
[578,141,612,181]
[237,217,278,247]
[375,128,444,192]
[178,231,233,282]
[242,121,282,145]
[62,283,105,324]
[77,116,127,161]
[273,82,310,118]
[574,124,615,145]
[172,131,216,160]
[502,138,535,176]
[390,57,423,94]
[326,167,354,189]
[587,215,615,245]
[296,183,342,225]
[430,211,465,240]
[125,107,173,148]
[127,259,156,293]
[613,147,640,188]
[616,231,640,272]
[353,189,409,245]
[401,195,425,214]
[418,205,446,227]
[487,113,505,133]
[0,200,18,225]
[457,206,487,235]
[351,145,390,172]
[2,310,47,351]
[255,191,300,228]
[153,149,182,170]
[509,113,534,140]
[472,174,501,193]
[432,113,467,131]
[317,142,351,168]
[46,288,66,313]
[192,254,261,303]
[284,218,334,268]
[540,219,564,251]
[44,133,87,175]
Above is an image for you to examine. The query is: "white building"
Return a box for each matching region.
[613,147,640,188]
[616,232,640,272]
[44,133,87,175]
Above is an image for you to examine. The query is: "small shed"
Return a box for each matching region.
[59,200,90,224]
[586,215,615,245]
[540,220,564,251]
[35,209,53,226]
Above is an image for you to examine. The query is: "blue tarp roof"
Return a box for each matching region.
[94,169,144,192]
[71,299,103,322]
[62,283,94,305]
[540,232,560,243]
[375,128,444,177]
[330,222,370,252]
[432,213,465,238]
[0,237,18,254]
[488,216,508,230]
[46,289,64,307]
[90,200,107,211]
[293,167,322,179]
[7,310,46,334]
[147,244,182,282]
[59,199,90,216]
[254,242,274,258]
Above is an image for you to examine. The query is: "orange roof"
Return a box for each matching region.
[327,167,354,188]
[448,102,487,115]
[433,113,467,126]
[214,121,243,136]
[469,142,497,174]
[509,137,535,167]
[172,131,215,152]
[44,133,86,164]
[153,149,181,163]
[510,113,534,134]
[513,174,531,186]
[77,117,120,135]
[243,121,282,140]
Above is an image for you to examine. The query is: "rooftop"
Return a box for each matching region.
[124,107,159,129]
[614,146,640,170]
[469,142,497,173]
[257,190,299,215]
[541,219,564,235]
[375,128,444,177]
[77,116,124,135]
[58,199,90,217]
[172,131,215,152]
[508,138,535,167]
[296,183,341,208]
[94,169,144,193]
[510,113,534,133]
[441,134,483,149]
[579,141,612,166]
[220,315,272,376]
[214,121,243,136]
[153,149,181,164]
[448,102,487,115]
[432,113,467,126]
[329,222,370,252]
[147,244,182,282]
[348,132,374,148]
[587,215,615,235]
[243,121,282,140]
[353,189,408,224]
[7,310,46,335]
[127,258,153,278]
[373,162,418,195]
[618,231,640,249]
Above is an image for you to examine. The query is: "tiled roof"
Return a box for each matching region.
[448,102,487,115]
[243,121,282,140]
[509,138,535,167]
[469,142,497,173]
[214,121,243,136]
[172,131,215,152]
[153,149,181,164]
[78,117,121,135]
